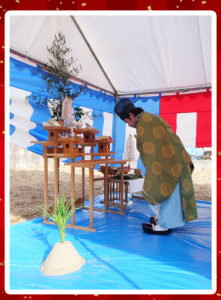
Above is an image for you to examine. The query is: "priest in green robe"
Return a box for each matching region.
[114,98,197,235]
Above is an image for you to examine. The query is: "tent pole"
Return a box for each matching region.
[113,94,118,160]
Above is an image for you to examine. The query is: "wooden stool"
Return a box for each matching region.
[108,178,129,210]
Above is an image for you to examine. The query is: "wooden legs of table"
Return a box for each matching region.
[76,167,95,232]
[82,167,85,201]
[120,163,124,214]
[104,164,108,211]
[89,167,94,230]
[71,158,75,226]
[44,155,48,222]
[54,157,59,207]
[70,165,95,232]
[43,155,96,232]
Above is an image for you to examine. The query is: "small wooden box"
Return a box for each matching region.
[98,141,110,153]
[83,131,96,143]
[48,129,63,141]
[62,142,79,154]
[96,139,114,153]
[43,123,71,141]
[57,137,83,155]
[46,146,63,154]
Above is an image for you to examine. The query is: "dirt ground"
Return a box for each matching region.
[9,159,212,224]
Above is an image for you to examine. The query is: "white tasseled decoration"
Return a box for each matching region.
[124,134,136,161]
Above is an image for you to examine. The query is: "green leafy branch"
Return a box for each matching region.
[42,32,83,101]
[31,32,85,121]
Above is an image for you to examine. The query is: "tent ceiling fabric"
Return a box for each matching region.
[9,13,212,95]
[10,15,115,93]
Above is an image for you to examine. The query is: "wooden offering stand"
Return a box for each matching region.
[32,123,129,232]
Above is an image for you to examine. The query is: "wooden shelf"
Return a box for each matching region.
[87,152,115,156]
[80,142,97,146]
[65,159,129,168]
[57,136,83,143]
[31,140,57,146]
[42,122,70,131]
[73,128,99,134]
[95,138,114,143]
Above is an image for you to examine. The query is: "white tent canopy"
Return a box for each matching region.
[9,12,212,96]
[8,12,213,168]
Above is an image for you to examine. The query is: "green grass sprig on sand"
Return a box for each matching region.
[43,195,77,243]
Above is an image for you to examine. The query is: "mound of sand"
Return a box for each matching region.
[40,241,85,276]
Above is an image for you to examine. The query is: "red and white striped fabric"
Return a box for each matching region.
[160,90,211,148]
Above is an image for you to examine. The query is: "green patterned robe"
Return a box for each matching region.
[136,111,197,223]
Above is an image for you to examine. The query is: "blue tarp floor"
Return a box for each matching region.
[9,195,212,292]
